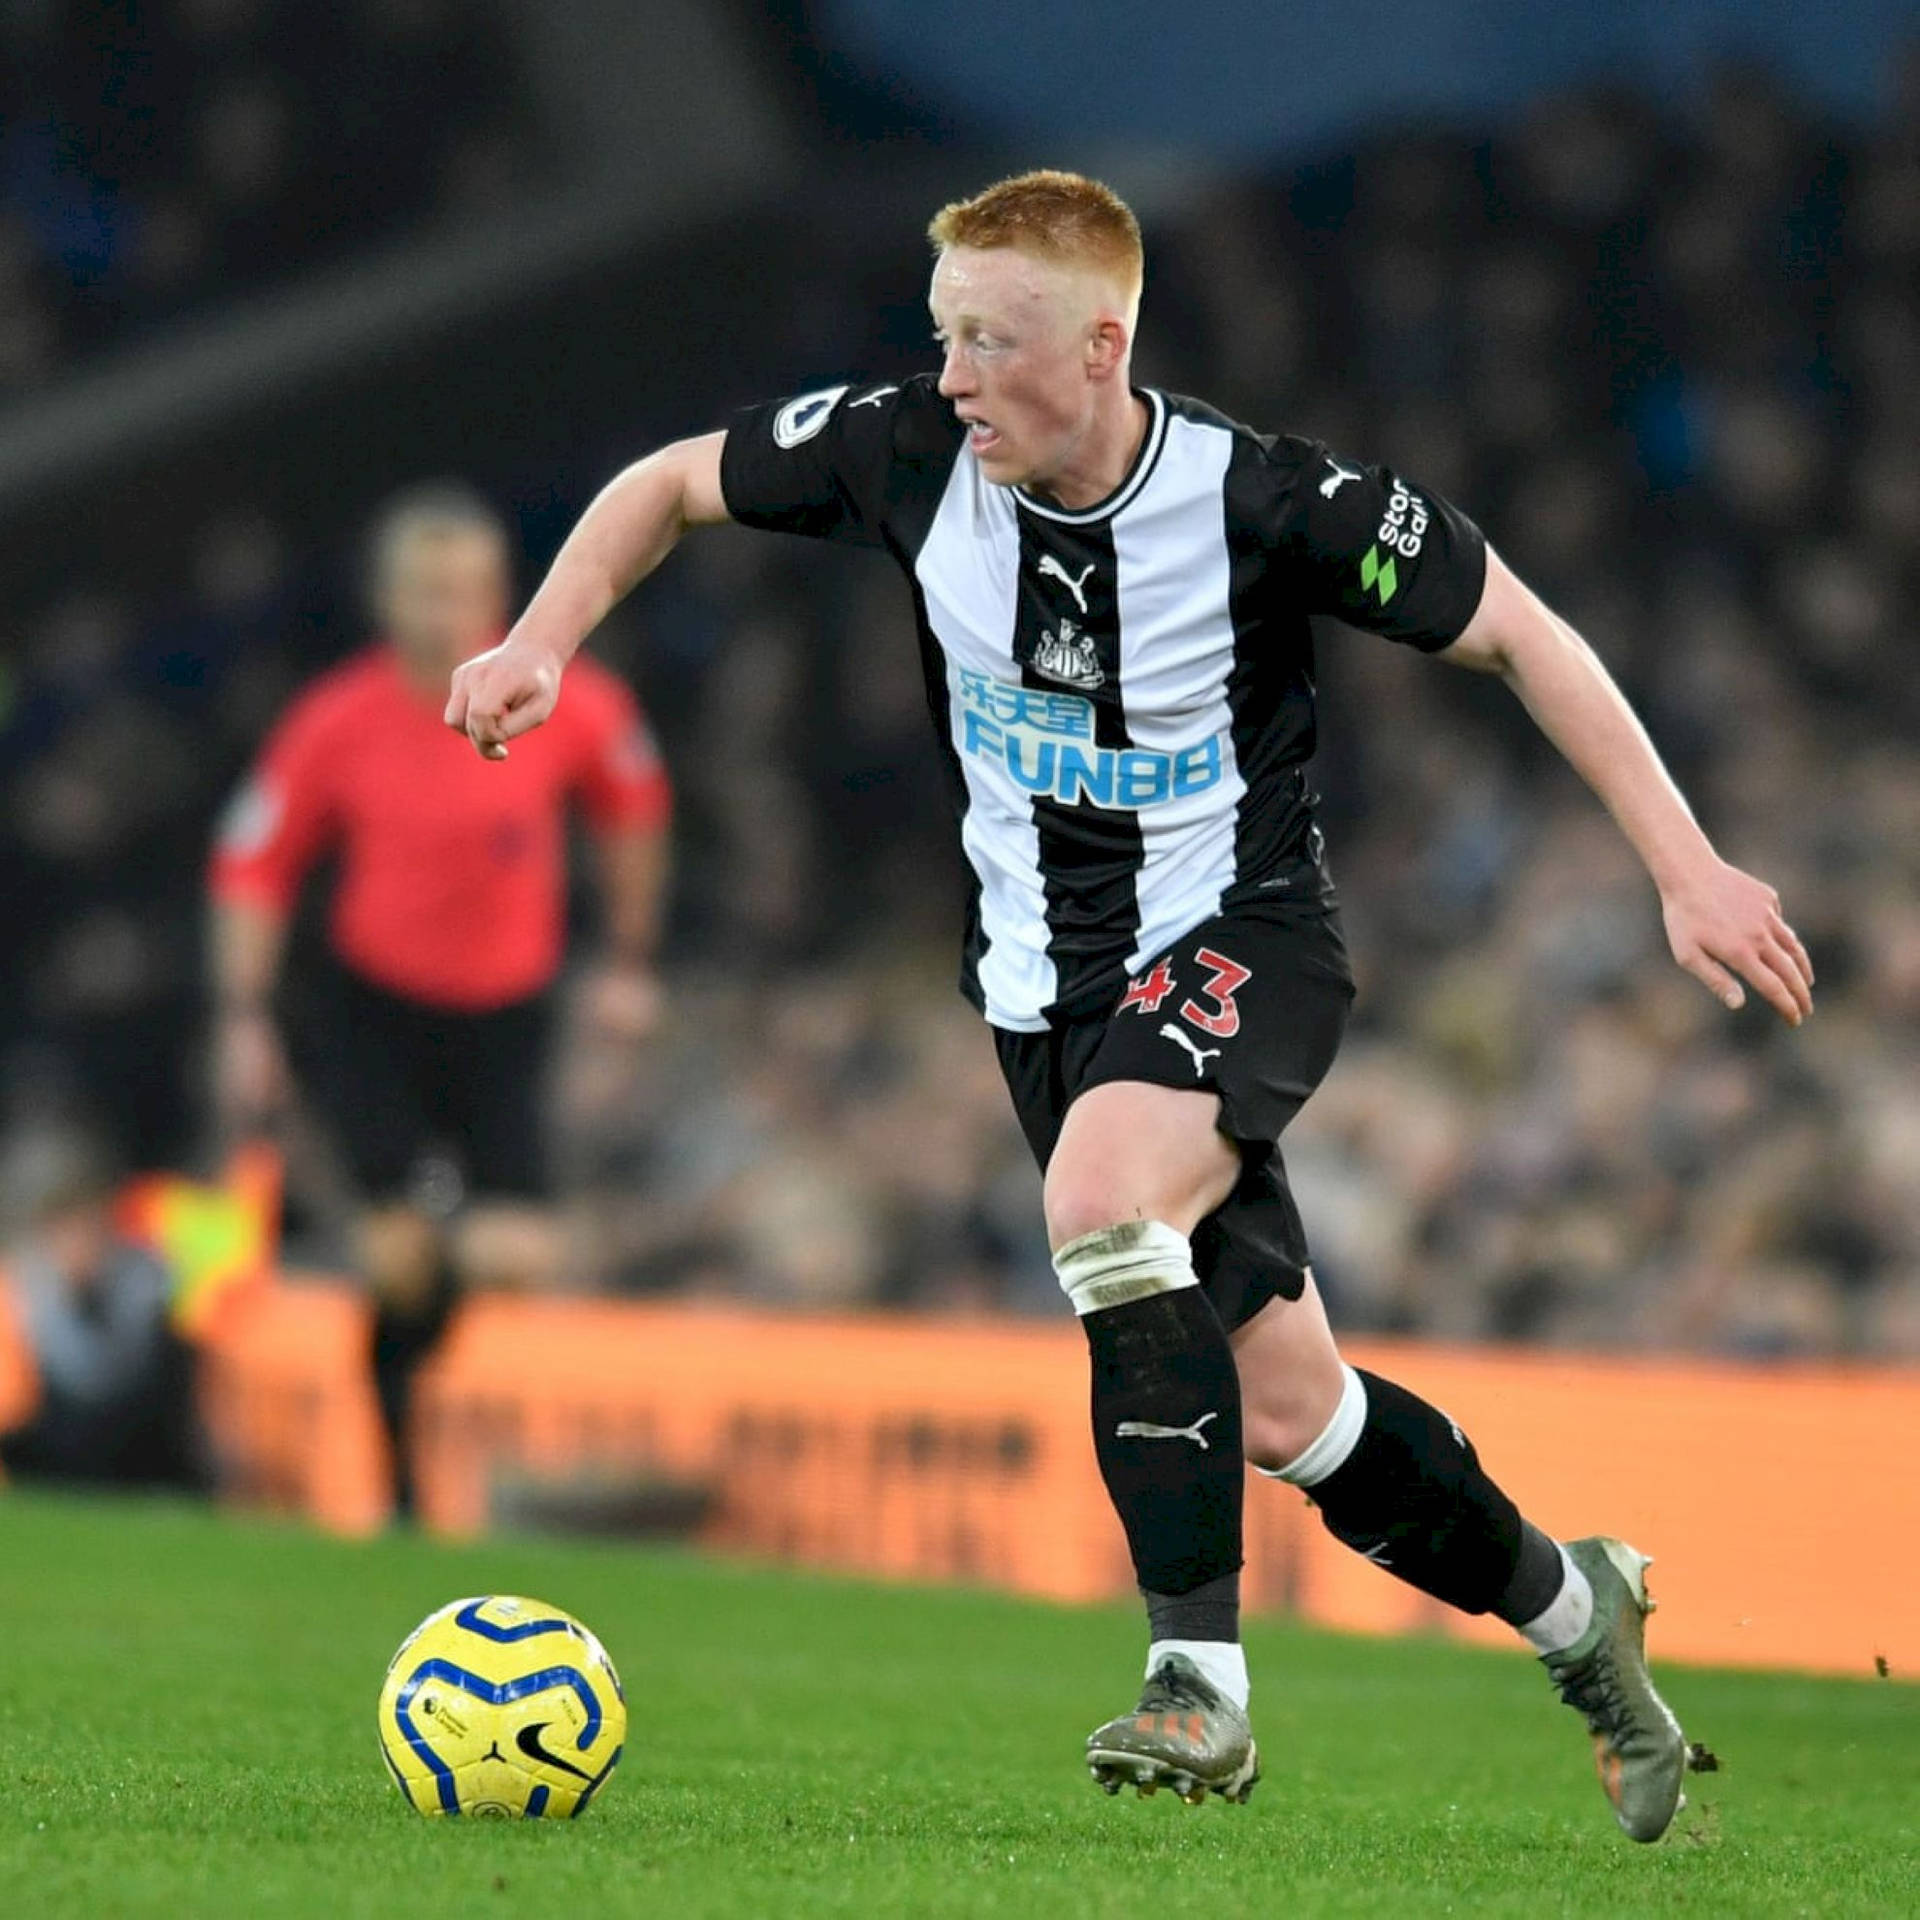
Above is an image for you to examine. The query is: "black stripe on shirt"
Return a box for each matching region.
[1012,511,1144,1016]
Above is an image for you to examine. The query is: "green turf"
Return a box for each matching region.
[0,1492,1913,1917]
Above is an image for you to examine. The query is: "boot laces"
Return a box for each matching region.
[1547,1640,1632,1744]
[1138,1659,1221,1718]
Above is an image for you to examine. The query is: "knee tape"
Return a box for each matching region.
[1053,1220,1198,1317]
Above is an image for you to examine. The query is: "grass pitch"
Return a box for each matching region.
[0,1493,1912,1917]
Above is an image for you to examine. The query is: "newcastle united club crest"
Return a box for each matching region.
[1032,617,1104,690]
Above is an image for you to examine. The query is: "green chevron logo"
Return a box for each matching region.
[1360,544,1399,605]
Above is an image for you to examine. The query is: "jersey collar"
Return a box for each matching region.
[1011,389,1168,526]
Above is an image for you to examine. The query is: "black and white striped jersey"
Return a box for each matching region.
[719,374,1486,1032]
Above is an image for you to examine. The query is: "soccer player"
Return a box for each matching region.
[210,484,671,1499]
[443,174,1814,1838]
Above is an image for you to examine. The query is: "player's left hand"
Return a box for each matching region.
[1659,855,1814,1026]
[444,634,563,760]
[583,961,664,1043]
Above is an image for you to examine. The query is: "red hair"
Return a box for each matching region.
[928,170,1143,306]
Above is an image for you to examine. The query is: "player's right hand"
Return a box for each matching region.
[444,635,563,760]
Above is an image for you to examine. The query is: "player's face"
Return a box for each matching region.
[379,526,511,679]
[930,246,1116,493]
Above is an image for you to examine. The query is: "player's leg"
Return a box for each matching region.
[1004,905,1351,1801]
[1072,894,1683,1835]
[1062,904,1351,1690]
[1041,1078,1259,1802]
[1235,1273,1566,1621]
[1045,1080,1245,1672]
[1234,1276,1687,1840]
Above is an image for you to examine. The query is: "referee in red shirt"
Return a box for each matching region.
[208,485,671,1501]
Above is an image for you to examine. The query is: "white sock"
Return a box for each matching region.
[1148,1638,1249,1711]
[1517,1543,1595,1655]
[1255,1362,1368,1486]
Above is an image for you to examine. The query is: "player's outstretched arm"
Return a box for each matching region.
[444,432,731,759]
[1441,551,1814,1026]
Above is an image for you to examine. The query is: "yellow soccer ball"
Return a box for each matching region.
[376,1595,626,1819]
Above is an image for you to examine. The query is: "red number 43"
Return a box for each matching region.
[1118,946,1251,1037]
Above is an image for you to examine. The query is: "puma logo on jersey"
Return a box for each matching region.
[1116,1411,1219,1450]
[1036,553,1096,613]
[1159,1023,1221,1076]
[1319,458,1363,499]
[1033,617,1103,689]
[849,384,899,409]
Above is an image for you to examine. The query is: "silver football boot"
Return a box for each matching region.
[1542,1537,1688,1842]
[1086,1652,1259,1806]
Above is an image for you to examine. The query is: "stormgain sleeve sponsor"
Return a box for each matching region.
[955,669,1224,811]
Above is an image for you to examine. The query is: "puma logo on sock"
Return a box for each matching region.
[1117,1411,1220,1450]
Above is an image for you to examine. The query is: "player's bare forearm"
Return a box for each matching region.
[514,435,731,670]
[1444,551,1814,1024]
[446,433,729,758]
[1448,557,1709,886]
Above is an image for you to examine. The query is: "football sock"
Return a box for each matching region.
[1514,1539,1596,1654]
[1144,1568,1239,1644]
[1147,1637,1250,1710]
[1268,1366,1533,1618]
[1055,1223,1246,1605]
[1496,1520,1577,1630]
[369,1260,457,1516]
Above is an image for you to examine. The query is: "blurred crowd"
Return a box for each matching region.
[0,0,539,390]
[4,58,1917,1359]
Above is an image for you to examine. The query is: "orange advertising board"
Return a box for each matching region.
[407,1296,1916,1680]
[3,1279,1913,1679]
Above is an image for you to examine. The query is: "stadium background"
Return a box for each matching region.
[1,3,1916,1637]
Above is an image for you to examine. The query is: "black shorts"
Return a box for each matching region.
[296,957,555,1207]
[994,900,1353,1333]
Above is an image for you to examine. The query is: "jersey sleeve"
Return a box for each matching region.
[718,378,920,549]
[1276,442,1488,651]
[206,684,343,912]
[564,662,672,834]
